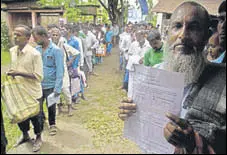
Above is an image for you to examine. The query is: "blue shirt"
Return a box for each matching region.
[68,36,80,51]
[71,54,81,69]
[210,51,226,64]
[36,41,64,93]
[105,31,113,43]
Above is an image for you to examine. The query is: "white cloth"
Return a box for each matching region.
[74,36,84,67]
[119,32,127,45]
[119,33,133,60]
[58,39,80,88]
[126,40,151,71]
[113,25,120,36]
[84,31,98,56]
[71,78,81,96]
[57,86,72,105]
[78,69,87,87]
[128,40,150,58]
[127,70,135,99]
[126,55,141,71]
[85,55,93,73]
[101,26,106,34]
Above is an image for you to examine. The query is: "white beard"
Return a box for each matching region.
[163,43,205,86]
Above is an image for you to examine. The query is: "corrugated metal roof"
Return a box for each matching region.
[151,0,224,16]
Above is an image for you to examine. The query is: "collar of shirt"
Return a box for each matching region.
[154,43,164,53]
[36,40,54,53]
[18,44,33,56]
[210,51,226,64]
[136,40,150,49]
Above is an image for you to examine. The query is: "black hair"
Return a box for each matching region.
[147,29,161,41]
[15,24,31,38]
[32,26,48,37]
[218,1,226,13]
[47,24,58,30]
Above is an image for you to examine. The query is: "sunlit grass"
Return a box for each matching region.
[1,49,11,65]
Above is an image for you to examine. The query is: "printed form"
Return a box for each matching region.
[124,65,185,154]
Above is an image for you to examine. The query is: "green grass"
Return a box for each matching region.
[1,49,11,65]
[1,74,20,151]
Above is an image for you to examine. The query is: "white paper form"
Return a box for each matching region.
[124,65,185,154]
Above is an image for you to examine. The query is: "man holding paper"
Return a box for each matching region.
[32,26,64,136]
[119,1,226,154]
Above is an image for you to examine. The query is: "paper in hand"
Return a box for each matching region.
[47,92,60,107]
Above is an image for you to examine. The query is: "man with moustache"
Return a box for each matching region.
[119,1,226,154]
[8,25,43,152]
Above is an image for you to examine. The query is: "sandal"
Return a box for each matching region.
[32,139,42,152]
[49,125,57,136]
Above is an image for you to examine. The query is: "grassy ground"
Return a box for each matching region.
[1,50,11,65]
[1,50,17,150]
[4,48,141,154]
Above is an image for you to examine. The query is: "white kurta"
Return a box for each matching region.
[126,40,151,71]
[119,33,133,60]
[58,38,80,88]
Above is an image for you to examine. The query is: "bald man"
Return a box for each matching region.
[119,1,226,154]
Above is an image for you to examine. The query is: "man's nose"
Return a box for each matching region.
[178,26,187,40]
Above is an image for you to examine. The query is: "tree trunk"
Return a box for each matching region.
[98,0,125,27]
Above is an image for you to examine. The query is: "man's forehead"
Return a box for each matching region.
[172,5,206,22]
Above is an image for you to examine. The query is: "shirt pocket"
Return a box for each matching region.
[46,55,55,67]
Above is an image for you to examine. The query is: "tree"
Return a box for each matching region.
[145,0,157,26]
[37,0,129,26]
[98,0,128,27]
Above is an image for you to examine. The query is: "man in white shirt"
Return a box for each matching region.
[50,27,80,116]
[73,26,84,68]
[119,24,133,71]
[8,24,43,152]
[113,23,120,47]
[84,27,99,75]
[126,30,151,100]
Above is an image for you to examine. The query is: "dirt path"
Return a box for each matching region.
[7,48,141,154]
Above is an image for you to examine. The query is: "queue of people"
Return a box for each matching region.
[1,0,226,154]
[1,21,115,153]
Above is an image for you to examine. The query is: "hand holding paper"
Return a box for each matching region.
[118,98,137,121]
[164,113,195,153]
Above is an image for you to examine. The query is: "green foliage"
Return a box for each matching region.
[37,0,103,23]
[1,20,10,51]
[1,49,11,65]
[145,0,157,26]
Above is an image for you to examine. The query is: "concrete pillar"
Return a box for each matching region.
[7,12,14,45]
[31,11,37,28]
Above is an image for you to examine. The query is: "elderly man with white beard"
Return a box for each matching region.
[118,1,226,154]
